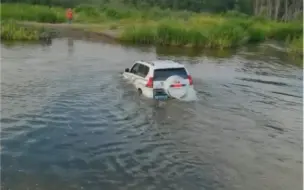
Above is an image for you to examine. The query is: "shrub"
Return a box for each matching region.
[269,22,303,40]
[1,20,40,41]
[287,35,303,56]
[120,24,156,44]
[1,3,65,23]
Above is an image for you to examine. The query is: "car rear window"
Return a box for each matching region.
[153,68,188,81]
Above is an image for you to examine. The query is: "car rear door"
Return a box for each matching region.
[153,67,189,88]
[127,63,149,89]
[134,64,149,89]
[125,62,140,81]
[152,67,190,98]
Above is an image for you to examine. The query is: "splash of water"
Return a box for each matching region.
[179,87,198,102]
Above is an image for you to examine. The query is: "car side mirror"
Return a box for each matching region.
[125,68,129,72]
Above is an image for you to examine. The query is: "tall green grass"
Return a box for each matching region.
[287,36,303,56]
[1,20,40,40]
[73,4,196,21]
[1,3,303,50]
[120,18,303,49]
[1,3,65,23]
[120,22,247,48]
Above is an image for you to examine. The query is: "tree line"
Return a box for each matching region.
[252,0,302,21]
[2,0,302,21]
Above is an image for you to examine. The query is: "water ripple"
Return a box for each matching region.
[1,39,302,190]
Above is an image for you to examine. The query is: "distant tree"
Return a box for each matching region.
[2,0,302,21]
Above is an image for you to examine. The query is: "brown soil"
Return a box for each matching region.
[18,21,121,42]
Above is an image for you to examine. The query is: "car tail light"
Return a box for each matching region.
[188,75,193,85]
[146,77,153,88]
[170,83,185,88]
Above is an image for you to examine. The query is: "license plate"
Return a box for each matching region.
[154,94,168,100]
[153,89,168,100]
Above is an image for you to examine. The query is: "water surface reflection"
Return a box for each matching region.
[1,39,302,190]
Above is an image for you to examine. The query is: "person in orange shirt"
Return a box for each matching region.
[66,8,73,24]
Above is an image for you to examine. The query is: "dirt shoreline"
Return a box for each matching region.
[18,21,121,42]
[13,21,301,60]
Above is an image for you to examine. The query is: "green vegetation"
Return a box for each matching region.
[0,3,302,54]
[1,3,65,23]
[72,3,302,50]
[1,0,302,23]
[287,36,303,56]
[0,4,64,41]
[1,20,40,41]
[120,20,247,48]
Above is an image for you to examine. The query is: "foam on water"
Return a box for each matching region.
[179,88,198,102]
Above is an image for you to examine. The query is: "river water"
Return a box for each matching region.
[1,38,303,190]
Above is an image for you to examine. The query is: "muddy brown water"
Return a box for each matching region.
[1,38,303,190]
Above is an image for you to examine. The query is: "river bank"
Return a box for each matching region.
[1,3,303,55]
[18,21,120,41]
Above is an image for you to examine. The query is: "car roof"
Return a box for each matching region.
[139,60,185,69]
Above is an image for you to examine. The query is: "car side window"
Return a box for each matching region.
[130,63,140,74]
[137,64,149,78]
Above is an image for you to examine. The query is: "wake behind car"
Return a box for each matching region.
[122,60,196,100]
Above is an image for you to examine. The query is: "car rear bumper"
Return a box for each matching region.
[141,86,195,100]
[153,88,168,100]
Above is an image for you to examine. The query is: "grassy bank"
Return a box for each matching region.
[1,3,65,23]
[119,17,303,48]
[1,20,41,41]
[1,3,303,51]
[286,36,303,56]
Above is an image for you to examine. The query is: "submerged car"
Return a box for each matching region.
[122,60,195,100]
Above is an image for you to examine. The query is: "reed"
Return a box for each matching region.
[287,36,303,56]
[0,20,40,41]
[1,3,302,50]
[120,19,248,48]
[1,3,65,23]
[120,16,302,49]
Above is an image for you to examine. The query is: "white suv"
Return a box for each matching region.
[122,60,195,100]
